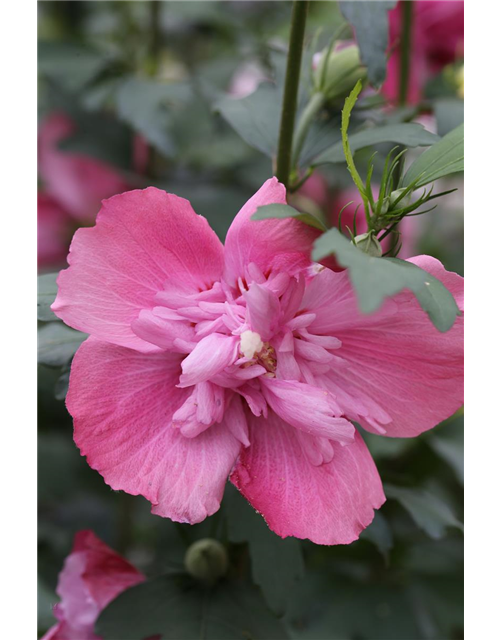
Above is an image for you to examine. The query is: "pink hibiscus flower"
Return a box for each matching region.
[41,530,144,640]
[384,0,464,103]
[52,178,463,545]
[38,192,72,269]
[38,112,131,222]
[296,172,330,211]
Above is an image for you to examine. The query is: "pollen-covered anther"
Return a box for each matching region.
[239,330,277,373]
[257,344,277,374]
[239,330,264,359]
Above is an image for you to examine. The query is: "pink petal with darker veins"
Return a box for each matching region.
[67,338,241,524]
[224,177,321,287]
[231,412,385,545]
[52,187,224,352]
[311,256,463,437]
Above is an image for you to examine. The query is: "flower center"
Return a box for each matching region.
[239,330,277,374]
[239,330,263,359]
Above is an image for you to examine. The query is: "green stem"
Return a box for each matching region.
[276,0,309,190]
[398,0,413,106]
[291,91,325,171]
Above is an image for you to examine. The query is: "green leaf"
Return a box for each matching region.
[38,323,87,367]
[313,123,439,166]
[58,120,133,172]
[226,486,304,616]
[38,41,112,94]
[96,574,289,640]
[38,578,57,632]
[38,433,87,502]
[253,204,327,232]
[37,273,59,322]
[339,1,397,87]
[214,83,281,158]
[403,123,464,188]
[157,182,249,241]
[42,82,134,171]
[359,511,393,562]
[285,573,422,640]
[362,431,416,461]
[427,414,464,485]
[299,114,342,166]
[312,228,460,332]
[434,98,464,137]
[116,78,192,157]
[54,369,71,401]
[385,485,463,539]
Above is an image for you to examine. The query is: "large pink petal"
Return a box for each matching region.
[224,178,319,286]
[309,257,463,437]
[231,411,385,545]
[301,268,395,338]
[67,338,241,523]
[52,188,224,351]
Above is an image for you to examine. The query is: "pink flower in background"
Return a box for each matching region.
[228,61,268,99]
[384,0,464,103]
[38,193,71,269]
[331,185,418,259]
[296,172,330,211]
[38,112,130,222]
[52,178,463,545]
[37,112,138,269]
[41,530,144,640]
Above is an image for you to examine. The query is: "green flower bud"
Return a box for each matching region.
[379,196,390,215]
[389,188,411,210]
[184,538,228,585]
[313,43,367,104]
[353,232,382,257]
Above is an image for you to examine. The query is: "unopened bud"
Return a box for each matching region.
[184,538,228,585]
[313,43,367,103]
[389,188,411,210]
[353,232,382,257]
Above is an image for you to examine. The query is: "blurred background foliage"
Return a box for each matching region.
[38,2,464,639]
